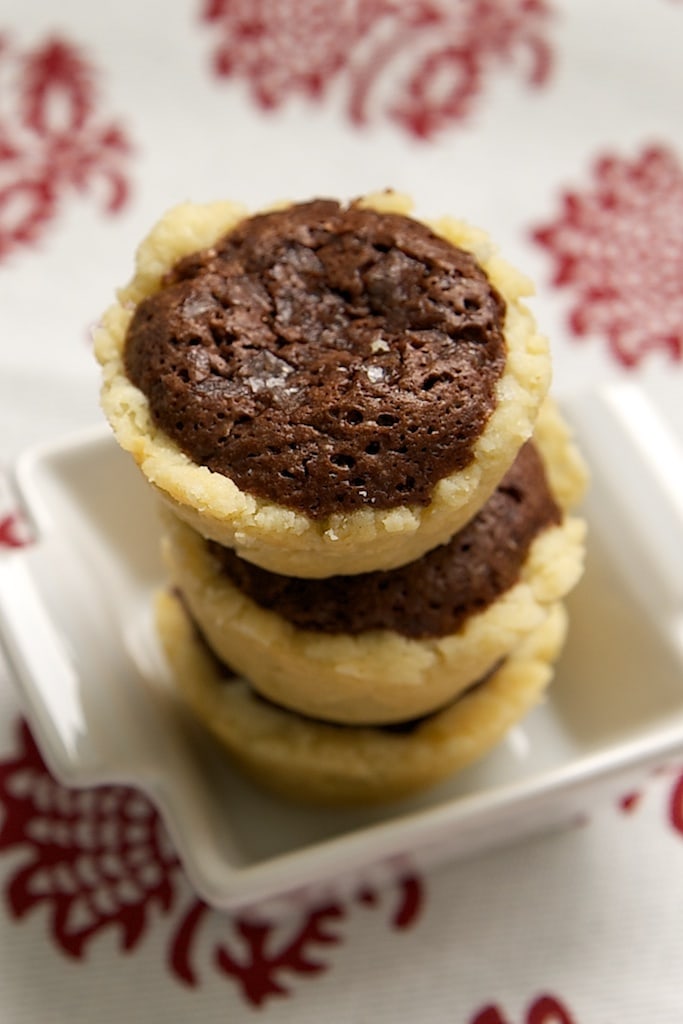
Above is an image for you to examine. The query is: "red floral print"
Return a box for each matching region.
[0,719,423,1006]
[0,471,32,547]
[201,0,554,139]
[0,34,133,262]
[618,790,642,814]
[169,875,422,1006]
[0,721,180,956]
[533,145,683,368]
[0,511,31,548]
[470,994,577,1024]
[176,901,345,1004]
[668,768,683,835]
[617,762,683,840]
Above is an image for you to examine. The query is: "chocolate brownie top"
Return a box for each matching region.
[125,199,506,519]
[208,441,560,638]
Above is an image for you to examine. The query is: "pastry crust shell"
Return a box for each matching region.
[161,400,587,725]
[155,591,568,805]
[95,193,551,578]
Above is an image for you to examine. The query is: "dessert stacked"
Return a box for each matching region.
[95,194,587,804]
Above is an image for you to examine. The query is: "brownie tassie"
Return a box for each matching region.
[155,589,568,805]
[161,401,587,725]
[95,192,551,578]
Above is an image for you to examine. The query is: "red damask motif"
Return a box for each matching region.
[617,762,683,840]
[201,0,554,139]
[618,790,641,813]
[0,511,31,548]
[0,721,180,956]
[0,34,133,262]
[533,145,683,368]
[470,994,577,1024]
[668,769,683,835]
[0,471,33,546]
[0,719,423,1006]
[169,875,422,1006]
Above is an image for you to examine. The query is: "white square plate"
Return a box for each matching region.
[1,383,683,912]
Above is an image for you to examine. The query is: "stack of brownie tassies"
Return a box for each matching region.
[95,193,587,804]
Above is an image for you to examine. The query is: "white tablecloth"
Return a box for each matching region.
[1,0,682,1018]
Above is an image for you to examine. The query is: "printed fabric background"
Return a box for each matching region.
[1,0,682,1019]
